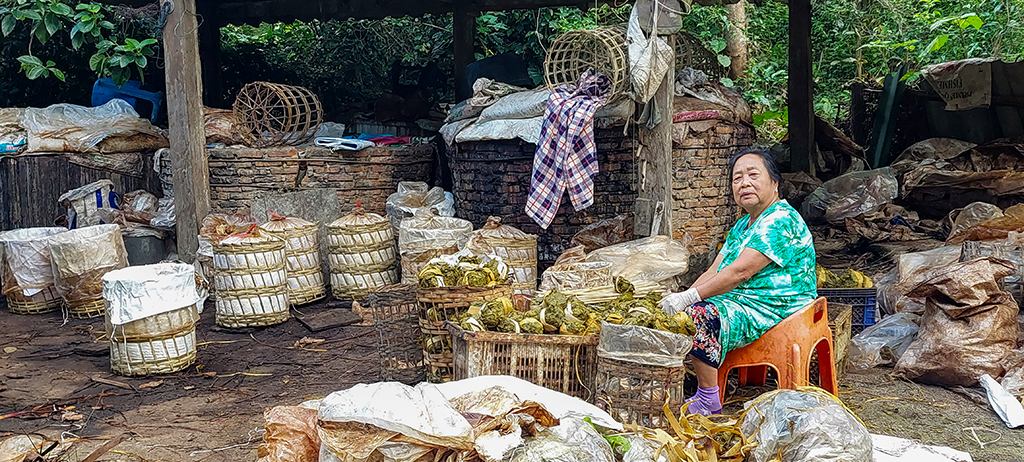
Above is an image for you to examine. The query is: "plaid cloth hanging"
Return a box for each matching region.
[525,70,611,229]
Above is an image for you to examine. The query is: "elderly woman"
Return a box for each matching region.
[659,147,816,416]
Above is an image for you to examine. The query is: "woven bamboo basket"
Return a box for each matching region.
[328,208,398,300]
[6,286,63,315]
[213,233,289,328]
[48,224,128,319]
[676,30,728,79]
[262,214,326,306]
[544,25,628,97]
[539,261,613,292]
[107,304,199,376]
[596,356,687,428]
[465,217,539,295]
[417,283,514,382]
[370,284,425,384]
[233,81,323,147]
[401,246,459,285]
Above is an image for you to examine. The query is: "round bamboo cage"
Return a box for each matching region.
[262,214,326,306]
[6,286,63,315]
[233,81,323,148]
[327,207,398,300]
[544,25,628,96]
[213,233,289,328]
[107,304,199,376]
[48,224,128,319]
[676,31,728,79]
[1,227,68,315]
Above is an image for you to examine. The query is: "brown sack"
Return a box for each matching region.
[894,257,1020,387]
[256,406,321,462]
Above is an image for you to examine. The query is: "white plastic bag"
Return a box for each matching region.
[980,374,1024,428]
[509,417,613,462]
[848,312,920,370]
[627,5,673,103]
[740,389,872,462]
[0,227,67,296]
[801,167,899,224]
[386,182,456,232]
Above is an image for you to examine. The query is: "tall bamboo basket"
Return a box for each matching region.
[262,214,326,306]
[370,284,425,384]
[327,207,398,300]
[107,305,199,376]
[48,224,128,318]
[1,227,67,315]
[466,217,538,295]
[213,231,289,327]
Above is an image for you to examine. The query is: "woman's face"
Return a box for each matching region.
[731,153,779,213]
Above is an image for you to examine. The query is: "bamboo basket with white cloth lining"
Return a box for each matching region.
[102,263,201,376]
[327,207,398,300]
[212,229,289,327]
[48,224,129,318]
[0,227,67,314]
[261,213,326,306]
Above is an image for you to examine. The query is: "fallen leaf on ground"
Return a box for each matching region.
[139,380,164,389]
[293,337,325,348]
[184,386,195,390]
[62,411,84,421]
[3,347,16,354]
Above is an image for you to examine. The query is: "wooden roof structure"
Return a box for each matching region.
[143,0,814,260]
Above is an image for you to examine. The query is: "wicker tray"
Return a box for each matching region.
[370,284,425,384]
[596,355,687,429]
[448,323,598,402]
[6,286,63,315]
[417,283,514,382]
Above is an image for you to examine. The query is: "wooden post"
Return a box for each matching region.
[788,0,813,173]
[453,3,477,101]
[637,35,676,237]
[162,0,210,262]
[197,0,223,107]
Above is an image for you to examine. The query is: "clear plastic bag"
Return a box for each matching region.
[21,99,167,153]
[510,417,613,462]
[585,236,690,285]
[848,312,920,371]
[0,227,67,296]
[740,389,872,462]
[386,182,456,232]
[256,406,321,462]
[150,197,176,230]
[597,322,691,367]
[947,201,1003,242]
[800,167,899,224]
[569,215,634,253]
[48,224,129,304]
[398,208,473,254]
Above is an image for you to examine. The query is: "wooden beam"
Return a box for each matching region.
[197,0,223,107]
[637,35,676,237]
[788,0,813,173]
[453,2,477,101]
[162,0,211,262]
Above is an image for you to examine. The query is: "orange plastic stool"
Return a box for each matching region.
[716,297,837,402]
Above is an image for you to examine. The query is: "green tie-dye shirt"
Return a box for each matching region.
[706,200,816,353]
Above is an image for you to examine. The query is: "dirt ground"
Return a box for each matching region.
[2,301,1022,462]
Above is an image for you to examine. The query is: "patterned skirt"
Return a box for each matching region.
[684,301,723,368]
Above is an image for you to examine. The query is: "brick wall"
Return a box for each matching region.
[203,145,435,214]
[452,128,638,271]
[671,121,755,258]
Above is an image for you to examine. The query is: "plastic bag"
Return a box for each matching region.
[946,202,1003,242]
[585,236,690,285]
[1000,349,1024,400]
[21,99,167,153]
[257,406,321,462]
[386,182,456,232]
[510,417,613,462]
[597,322,691,367]
[0,435,46,462]
[800,167,899,224]
[848,313,920,370]
[980,374,1024,428]
[539,261,612,292]
[48,224,129,304]
[398,208,473,253]
[947,203,1024,245]
[0,227,67,296]
[102,262,199,325]
[569,214,635,253]
[151,197,176,230]
[740,389,872,462]
[199,211,257,242]
[894,257,1020,387]
[477,89,551,124]
[622,436,668,462]
[627,5,674,103]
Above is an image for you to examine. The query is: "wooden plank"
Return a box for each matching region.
[787,0,813,173]
[162,0,211,263]
[294,307,364,332]
[197,0,224,108]
[453,2,477,101]
[636,35,675,237]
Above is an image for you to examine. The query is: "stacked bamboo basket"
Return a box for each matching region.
[327,207,398,300]
[48,224,129,318]
[103,263,200,376]
[212,228,289,327]
[0,227,67,314]
[262,213,327,306]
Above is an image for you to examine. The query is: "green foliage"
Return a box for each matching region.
[0,0,156,85]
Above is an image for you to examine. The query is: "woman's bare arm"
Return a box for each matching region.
[692,253,725,287]
[692,248,772,299]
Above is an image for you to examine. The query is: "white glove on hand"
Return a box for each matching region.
[659,287,702,315]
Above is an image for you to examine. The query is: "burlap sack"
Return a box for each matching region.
[894,257,1020,387]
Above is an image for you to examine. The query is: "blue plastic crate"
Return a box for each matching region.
[817,288,877,335]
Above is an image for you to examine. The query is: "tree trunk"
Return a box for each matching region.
[725,1,748,79]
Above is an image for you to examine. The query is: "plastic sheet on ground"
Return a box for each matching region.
[509,417,613,462]
[740,388,872,462]
[21,99,167,153]
[597,322,691,367]
[848,312,920,371]
[871,434,973,462]
[102,262,199,325]
[894,257,1020,387]
[257,406,321,462]
[585,236,690,285]
[800,167,899,224]
[980,374,1024,428]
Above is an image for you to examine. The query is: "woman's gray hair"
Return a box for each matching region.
[728,147,782,184]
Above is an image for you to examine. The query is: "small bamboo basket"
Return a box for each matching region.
[48,224,129,319]
[327,207,398,300]
[6,286,63,315]
[466,217,539,295]
[213,231,289,328]
[107,304,199,376]
[417,283,514,382]
[544,25,628,96]
[370,284,425,384]
[401,246,460,286]
[262,214,326,306]
[596,355,687,428]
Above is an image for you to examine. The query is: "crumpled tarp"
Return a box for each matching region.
[892,137,1024,199]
